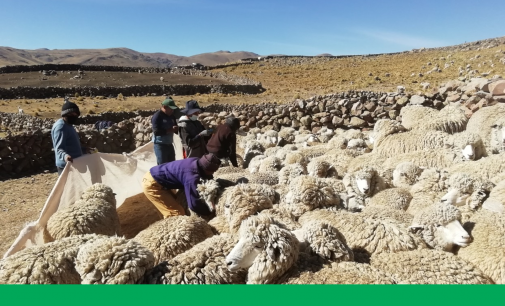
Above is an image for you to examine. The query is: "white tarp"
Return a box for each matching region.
[3,136,183,259]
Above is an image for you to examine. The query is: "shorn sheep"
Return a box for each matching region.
[370,249,493,284]
[44,183,121,242]
[75,236,154,284]
[133,215,215,265]
[0,234,102,284]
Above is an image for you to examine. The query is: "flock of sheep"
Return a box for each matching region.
[1,101,504,284]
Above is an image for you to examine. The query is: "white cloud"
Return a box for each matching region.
[354,29,449,49]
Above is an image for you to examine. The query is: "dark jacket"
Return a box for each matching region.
[151,110,177,145]
[149,158,213,216]
[206,122,238,167]
[178,115,208,158]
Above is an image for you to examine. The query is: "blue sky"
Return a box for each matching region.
[1,0,504,56]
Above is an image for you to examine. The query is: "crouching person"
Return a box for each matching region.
[142,153,221,219]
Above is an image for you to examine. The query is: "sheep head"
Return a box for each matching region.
[445,132,484,161]
[410,202,471,251]
[196,179,221,213]
[392,162,424,188]
[225,214,299,284]
[353,167,374,196]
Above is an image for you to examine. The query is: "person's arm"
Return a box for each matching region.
[184,179,213,216]
[228,132,238,167]
[53,125,72,162]
[152,112,166,136]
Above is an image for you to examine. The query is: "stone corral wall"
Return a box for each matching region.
[0,84,265,100]
[1,76,504,180]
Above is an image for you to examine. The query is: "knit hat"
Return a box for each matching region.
[198,153,221,173]
[61,99,80,116]
[225,117,240,131]
[161,98,179,110]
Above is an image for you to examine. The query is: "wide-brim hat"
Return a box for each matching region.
[181,99,205,115]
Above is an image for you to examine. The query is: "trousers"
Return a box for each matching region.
[153,143,176,165]
[141,171,185,218]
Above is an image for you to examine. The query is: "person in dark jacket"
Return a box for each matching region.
[151,97,180,165]
[206,117,241,167]
[142,153,221,219]
[178,100,213,158]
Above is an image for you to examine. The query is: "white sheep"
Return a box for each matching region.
[490,116,505,154]
[278,127,297,145]
[306,159,338,178]
[370,249,493,284]
[416,104,469,134]
[446,152,505,182]
[160,77,164,82]
[406,168,450,216]
[0,234,102,284]
[75,235,154,284]
[278,163,307,185]
[457,209,505,284]
[392,162,424,189]
[214,171,279,185]
[133,215,215,265]
[342,166,386,211]
[482,179,505,213]
[466,104,505,155]
[44,183,121,242]
[18,106,23,115]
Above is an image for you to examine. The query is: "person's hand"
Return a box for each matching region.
[199,130,212,137]
[172,126,178,133]
[65,155,73,163]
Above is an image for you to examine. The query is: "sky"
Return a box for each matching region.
[1,0,504,56]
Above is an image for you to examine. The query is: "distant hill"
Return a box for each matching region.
[0,47,261,68]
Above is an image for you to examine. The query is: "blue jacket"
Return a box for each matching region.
[151,110,176,145]
[149,158,213,216]
[51,119,85,168]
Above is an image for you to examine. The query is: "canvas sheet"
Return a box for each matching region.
[3,135,184,258]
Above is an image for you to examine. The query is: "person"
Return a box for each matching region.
[206,117,241,167]
[178,100,213,159]
[151,97,180,165]
[142,153,221,219]
[51,99,92,175]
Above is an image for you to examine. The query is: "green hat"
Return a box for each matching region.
[161,98,179,110]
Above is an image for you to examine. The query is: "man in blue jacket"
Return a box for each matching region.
[151,97,180,165]
[142,153,221,219]
[51,99,91,175]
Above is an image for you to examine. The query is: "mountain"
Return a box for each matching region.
[0,47,260,68]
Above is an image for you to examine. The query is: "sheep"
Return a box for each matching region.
[294,133,320,147]
[256,206,300,231]
[278,127,297,145]
[490,116,505,154]
[374,127,449,158]
[298,209,426,263]
[258,156,283,172]
[392,162,424,189]
[482,179,505,213]
[75,236,154,284]
[282,175,341,218]
[410,202,471,252]
[439,173,493,212]
[175,179,222,217]
[141,234,247,284]
[406,168,450,216]
[342,166,386,211]
[457,209,505,284]
[446,152,505,182]
[247,154,266,173]
[160,76,164,82]
[281,261,395,284]
[0,234,102,284]
[466,104,505,154]
[257,130,279,148]
[214,171,279,185]
[360,205,414,226]
[370,249,493,284]
[283,151,309,167]
[225,214,300,284]
[221,184,275,233]
[315,127,335,143]
[264,146,282,157]
[18,106,23,115]
[274,144,299,160]
[133,215,215,265]
[307,159,337,178]
[278,163,307,185]
[44,183,121,242]
[367,188,413,211]
[416,104,469,134]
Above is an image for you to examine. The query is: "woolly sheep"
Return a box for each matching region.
[225,214,299,284]
[44,183,121,242]
[368,188,413,211]
[293,133,320,147]
[482,179,505,213]
[410,202,471,252]
[446,152,505,181]
[281,261,395,284]
[264,146,282,157]
[342,166,386,211]
[278,127,296,145]
[256,206,300,231]
[0,234,102,284]
[307,159,338,178]
[315,127,335,143]
[417,104,469,134]
[360,205,414,226]
[214,171,279,185]
[257,130,280,148]
[142,234,246,284]
[133,216,215,265]
[392,162,424,189]
[274,144,298,160]
[283,151,309,167]
[299,209,426,263]
[490,116,505,154]
[258,156,283,173]
[406,168,449,216]
[466,104,505,154]
[370,249,492,284]
[282,175,341,218]
[175,179,221,217]
[400,105,438,130]
[278,163,307,185]
[374,128,450,158]
[457,209,505,284]
[247,154,266,173]
[439,173,492,210]
[75,236,154,284]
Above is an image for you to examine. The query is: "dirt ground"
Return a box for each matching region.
[0,172,58,256]
[0,71,231,89]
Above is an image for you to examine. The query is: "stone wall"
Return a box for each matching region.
[1,76,504,180]
[0,84,265,100]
